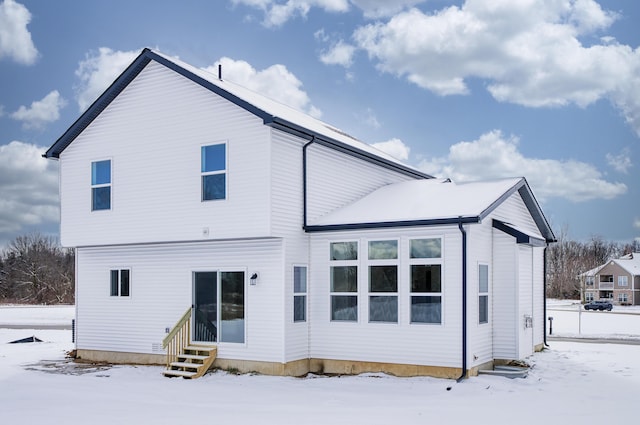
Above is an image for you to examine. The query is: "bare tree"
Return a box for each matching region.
[0,234,74,304]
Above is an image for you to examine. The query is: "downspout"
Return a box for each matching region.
[302,137,315,230]
[456,218,468,382]
[543,245,549,347]
[302,137,315,370]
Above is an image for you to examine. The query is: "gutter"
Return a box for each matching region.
[456,218,468,382]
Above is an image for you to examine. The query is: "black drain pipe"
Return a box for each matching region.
[302,137,316,229]
[456,218,468,382]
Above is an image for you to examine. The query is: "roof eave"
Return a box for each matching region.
[304,216,480,233]
[44,48,154,159]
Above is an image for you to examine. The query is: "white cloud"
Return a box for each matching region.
[418,130,627,202]
[634,217,640,230]
[320,40,356,67]
[605,148,632,174]
[74,48,140,112]
[206,57,322,118]
[0,141,59,245]
[0,0,38,65]
[350,1,640,136]
[10,90,67,129]
[231,0,349,27]
[371,137,410,161]
[357,107,380,129]
[350,0,425,18]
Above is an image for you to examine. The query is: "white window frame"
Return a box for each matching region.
[618,293,628,303]
[367,239,399,324]
[201,141,228,201]
[409,237,443,325]
[618,275,628,287]
[585,276,595,286]
[110,268,131,297]
[478,263,489,325]
[293,265,308,323]
[329,241,359,322]
[585,292,594,302]
[91,158,112,211]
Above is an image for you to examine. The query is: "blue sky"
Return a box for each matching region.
[0,0,639,248]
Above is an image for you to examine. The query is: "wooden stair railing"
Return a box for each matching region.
[162,307,217,379]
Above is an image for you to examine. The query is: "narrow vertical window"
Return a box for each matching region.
[91,160,111,210]
[110,269,130,297]
[294,266,307,322]
[410,238,442,324]
[479,264,489,324]
[368,240,398,323]
[330,242,358,322]
[201,143,226,201]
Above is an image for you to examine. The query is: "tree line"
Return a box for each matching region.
[0,234,74,304]
[546,229,640,299]
[0,231,638,304]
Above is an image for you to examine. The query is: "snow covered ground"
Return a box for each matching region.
[1,304,639,424]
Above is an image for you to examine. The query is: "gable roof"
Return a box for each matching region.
[612,254,640,276]
[306,177,556,243]
[44,48,430,180]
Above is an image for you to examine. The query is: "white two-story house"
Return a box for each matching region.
[45,48,555,379]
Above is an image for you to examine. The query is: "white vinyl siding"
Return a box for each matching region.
[309,228,462,369]
[75,238,284,362]
[491,229,517,359]
[305,143,413,224]
[59,61,271,247]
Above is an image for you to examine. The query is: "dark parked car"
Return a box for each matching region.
[584,300,613,311]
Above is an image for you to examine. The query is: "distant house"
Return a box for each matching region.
[583,253,640,305]
[44,48,555,379]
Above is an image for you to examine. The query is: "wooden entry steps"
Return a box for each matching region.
[163,345,217,379]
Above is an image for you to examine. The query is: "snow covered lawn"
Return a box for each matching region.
[1,305,639,424]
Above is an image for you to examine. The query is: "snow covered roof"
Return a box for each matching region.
[306,177,555,242]
[44,48,429,179]
[613,253,640,276]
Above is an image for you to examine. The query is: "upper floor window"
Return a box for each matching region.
[91,160,111,210]
[618,276,628,286]
[201,143,226,201]
[585,276,594,286]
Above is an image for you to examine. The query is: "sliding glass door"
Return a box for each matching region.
[193,271,245,344]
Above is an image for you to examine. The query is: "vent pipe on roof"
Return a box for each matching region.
[218,64,222,80]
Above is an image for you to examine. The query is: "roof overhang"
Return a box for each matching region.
[492,220,547,247]
[304,216,480,233]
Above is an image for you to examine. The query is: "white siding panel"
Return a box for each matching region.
[533,246,545,346]
[465,220,493,366]
[492,229,517,359]
[270,130,311,361]
[492,192,543,239]
[518,245,534,358]
[306,143,413,223]
[75,239,284,362]
[309,227,463,368]
[59,61,271,247]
